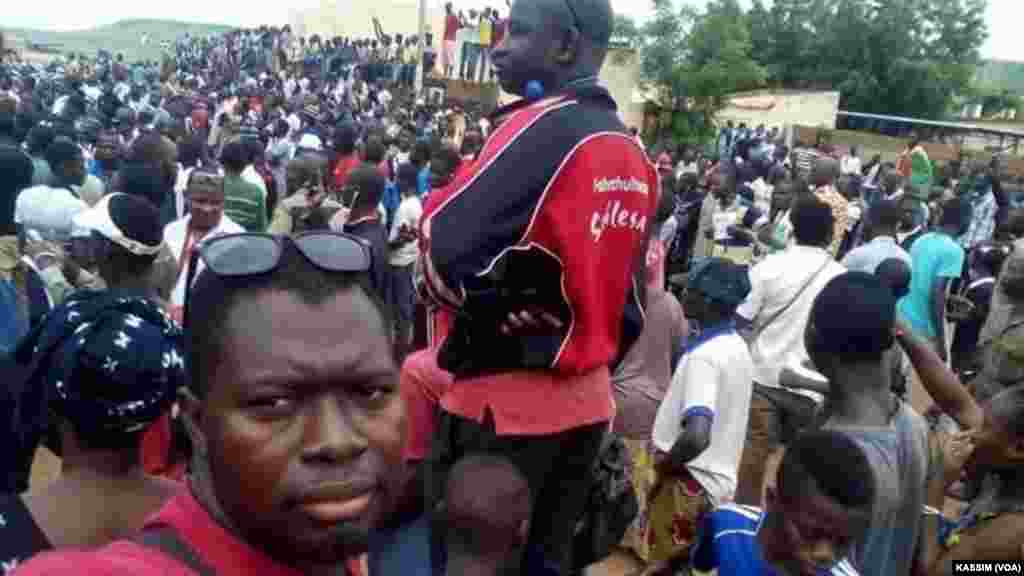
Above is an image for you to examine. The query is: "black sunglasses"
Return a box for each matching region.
[182,232,372,327]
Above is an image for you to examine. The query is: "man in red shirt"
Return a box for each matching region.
[443,2,461,78]
[419,0,657,572]
[18,241,407,576]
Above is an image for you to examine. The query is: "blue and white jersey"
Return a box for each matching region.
[691,504,860,576]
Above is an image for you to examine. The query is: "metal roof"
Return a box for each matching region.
[837,110,1024,138]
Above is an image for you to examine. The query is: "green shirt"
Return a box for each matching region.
[223,174,268,232]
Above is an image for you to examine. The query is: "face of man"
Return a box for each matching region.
[760,485,863,576]
[491,0,567,96]
[195,287,405,567]
[187,177,226,231]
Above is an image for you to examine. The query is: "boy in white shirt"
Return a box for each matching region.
[645,257,754,572]
[388,163,424,354]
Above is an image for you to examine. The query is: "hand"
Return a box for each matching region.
[499,308,564,336]
[941,431,975,486]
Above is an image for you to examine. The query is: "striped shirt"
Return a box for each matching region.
[223,174,268,233]
[691,504,860,576]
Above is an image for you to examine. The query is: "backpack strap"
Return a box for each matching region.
[132,525,217,576]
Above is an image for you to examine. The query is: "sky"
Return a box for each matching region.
[3,0,1021,61]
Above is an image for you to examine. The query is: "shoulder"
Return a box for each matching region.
[707,504,762,534]
[13,541,176,576]
[220,216,246,233]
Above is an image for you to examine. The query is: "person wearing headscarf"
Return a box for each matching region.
[643,258,754,573]
[0,291,184,569]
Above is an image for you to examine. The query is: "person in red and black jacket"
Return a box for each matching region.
[418,0,658,572]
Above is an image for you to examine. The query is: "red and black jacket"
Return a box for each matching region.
[420,84,658,379]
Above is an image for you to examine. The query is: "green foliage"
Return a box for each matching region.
[628,0,989,122]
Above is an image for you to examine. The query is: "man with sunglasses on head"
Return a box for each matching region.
[18,230,407,576]
[164,168,245,324]
[418,0,657,573]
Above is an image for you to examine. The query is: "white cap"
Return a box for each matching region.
[298,133,323,151]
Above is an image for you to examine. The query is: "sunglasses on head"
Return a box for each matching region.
[182,232,372,328]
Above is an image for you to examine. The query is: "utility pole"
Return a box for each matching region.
[414,0,428,95]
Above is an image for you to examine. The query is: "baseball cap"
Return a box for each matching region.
[72,193,164,257]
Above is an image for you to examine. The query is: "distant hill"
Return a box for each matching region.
[5,19,233,63]
[976,59,1024,96]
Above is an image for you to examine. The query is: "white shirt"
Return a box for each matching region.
[15,185,89,242]
[737,245,846,396]
[164,214,245,308]
[388,195,423,267]
[841,155,863,176]
[652,331,754,503]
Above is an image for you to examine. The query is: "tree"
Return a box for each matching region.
[684,0,767,125]
[612,14,641,48]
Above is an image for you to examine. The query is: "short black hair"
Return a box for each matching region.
[941,196,971,232]
[396,162,419,193]
[347,164,386,211]
[363,136,387,165]
[118,162,167,208]
[876,258,912,299]
[446,454,531,564]
[186,242,391,397]
[45,139,82,170]
[868,199,903,232]
[220,140,249,173]
[810,272,896,364]
[791,197,834,247]
[334,123,358,155]
[777,430,875,513]
[27,125,56,156]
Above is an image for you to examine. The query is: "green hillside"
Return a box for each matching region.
[976,59,1024,96]
[6,19,233,63]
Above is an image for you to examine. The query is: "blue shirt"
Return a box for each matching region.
[417,166,431,197]
[897,232,965,338]
[692,504,860,576]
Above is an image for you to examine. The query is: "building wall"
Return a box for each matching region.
[717,90,841,131]
[289,0,444,41]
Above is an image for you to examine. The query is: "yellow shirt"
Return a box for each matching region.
[480,20,493,45]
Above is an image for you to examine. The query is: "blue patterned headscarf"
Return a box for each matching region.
[687,257,752,309]
[13,290,184,441]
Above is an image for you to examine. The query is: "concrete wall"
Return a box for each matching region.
[717,90,841,131]
[289,0,444,41]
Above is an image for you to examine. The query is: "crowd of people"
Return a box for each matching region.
[1,0,1023,575]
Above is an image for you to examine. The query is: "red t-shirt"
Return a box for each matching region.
[16,489,364,576]
[399,348,453,462]
[444,14,460,41]
[333,154,361,189]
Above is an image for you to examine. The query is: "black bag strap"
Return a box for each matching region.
[133,525,217,576]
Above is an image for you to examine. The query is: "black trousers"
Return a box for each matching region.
[426,409,607,575]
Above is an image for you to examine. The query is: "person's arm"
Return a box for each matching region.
[778,366,830,395]
[895,321,983,430]
[734,262,763,341]
[658,356,718,475]
[663,410,712,471]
